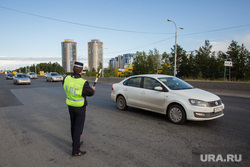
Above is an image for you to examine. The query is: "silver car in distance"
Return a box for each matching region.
[6,73,14,80]
[46,72,63,82]
[111,74,224,124]
[13,73,31,85]
[27,72,37,79]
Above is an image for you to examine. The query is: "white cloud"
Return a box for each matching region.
[210,40,231,52]
[235,34,250,49]
[210,33,250,53]
[1,59,54,71]
[0,56,111,71]
[0,57,61,71]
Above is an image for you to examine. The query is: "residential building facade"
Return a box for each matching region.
[88,39,103,71]
[109,53,135,69]
[61,39,77,73]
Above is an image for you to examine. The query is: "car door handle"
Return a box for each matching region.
[141,91,145,94]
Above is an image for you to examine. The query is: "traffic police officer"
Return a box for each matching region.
[63,61,95,156]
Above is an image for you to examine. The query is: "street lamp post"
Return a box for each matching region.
[102,48,108,78]
[167,19,183,77]
[30,58,37,74]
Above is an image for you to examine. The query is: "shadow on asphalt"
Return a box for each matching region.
[0,88,23,108]
[118,105,221,127]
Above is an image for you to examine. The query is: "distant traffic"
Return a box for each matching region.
[5,71,63,85]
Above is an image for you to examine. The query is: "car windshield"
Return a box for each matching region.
[51,73,60,76]
[8,73,14,76]
[16,74,28,78]
[158,77,193,90]
[29,72,35,75]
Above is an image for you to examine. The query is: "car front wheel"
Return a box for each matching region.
[116,95,127,110]
[168,104,186,124]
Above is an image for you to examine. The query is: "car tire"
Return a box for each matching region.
[116,95,127,110]
[167,104,186,124]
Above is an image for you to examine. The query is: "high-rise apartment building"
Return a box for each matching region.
[109,53,135,69]
[88,39,103,71]
[61,39,77,73]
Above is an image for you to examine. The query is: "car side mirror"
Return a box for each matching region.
[154,86,163,91]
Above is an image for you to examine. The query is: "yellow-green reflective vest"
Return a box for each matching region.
[63,76,86,107]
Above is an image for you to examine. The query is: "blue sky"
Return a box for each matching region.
[1,0,250,70]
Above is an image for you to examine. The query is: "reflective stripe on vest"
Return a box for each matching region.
[67,97,84,102]
[63,76,86,107]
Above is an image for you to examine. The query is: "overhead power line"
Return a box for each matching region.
[105,36,175,54]
[181,24,250,37]
[0,5,172,35]
[1,5,250,55]
[108,24,250,54]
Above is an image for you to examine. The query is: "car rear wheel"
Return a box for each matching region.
[168,104,186,124]
[117,95,127,110]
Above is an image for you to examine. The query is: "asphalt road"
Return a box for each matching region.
[0,74,249,167]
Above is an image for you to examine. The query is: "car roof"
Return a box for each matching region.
[17,73,27,75]
[129,74,173,79]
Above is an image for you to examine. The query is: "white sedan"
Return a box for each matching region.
[111,74,224,124]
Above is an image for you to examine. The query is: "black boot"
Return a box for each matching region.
[72,150,87,156]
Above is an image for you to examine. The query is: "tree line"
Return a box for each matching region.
[133,40,250,81]
[17,62,65,75]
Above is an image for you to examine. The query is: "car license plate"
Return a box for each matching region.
[214,106,223,113]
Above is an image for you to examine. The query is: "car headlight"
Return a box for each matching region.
[189,99,209,107]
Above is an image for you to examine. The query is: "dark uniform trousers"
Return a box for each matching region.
[68,105,86,154]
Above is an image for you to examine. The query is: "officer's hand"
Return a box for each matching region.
[92,86,96,91]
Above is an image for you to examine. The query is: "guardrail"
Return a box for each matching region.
[84,77,250,92]
[35,75,250,97]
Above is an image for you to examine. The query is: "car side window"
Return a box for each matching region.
[143,77,162,90]
[124,77,141,88]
